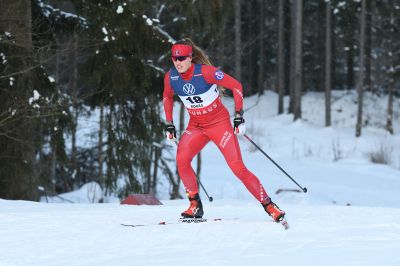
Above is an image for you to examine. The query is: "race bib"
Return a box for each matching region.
[179,84,219,109]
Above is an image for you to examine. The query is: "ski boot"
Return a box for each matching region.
[181,193,204,218]
[262,199,285,222]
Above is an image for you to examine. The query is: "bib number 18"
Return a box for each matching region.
[186,96,203,104]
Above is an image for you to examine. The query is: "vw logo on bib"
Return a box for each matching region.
[183,83,196,95]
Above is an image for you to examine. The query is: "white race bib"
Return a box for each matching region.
[179,84,219,109]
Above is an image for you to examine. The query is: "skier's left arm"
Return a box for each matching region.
[202,65,245,135]
[202,65,244,113]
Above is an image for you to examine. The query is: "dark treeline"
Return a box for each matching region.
[0,0,399,201]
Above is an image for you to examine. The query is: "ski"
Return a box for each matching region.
[121,217,289,230]
[121,218,226,227]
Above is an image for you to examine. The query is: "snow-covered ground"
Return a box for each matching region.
[1,91,400,266]
[1,199,400,266]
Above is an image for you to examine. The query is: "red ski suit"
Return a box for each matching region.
[163,63,269,203]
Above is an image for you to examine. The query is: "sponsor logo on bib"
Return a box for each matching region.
[183,83,195,95]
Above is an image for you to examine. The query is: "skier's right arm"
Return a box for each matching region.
[163,71,176,140]
[163,71,174,123]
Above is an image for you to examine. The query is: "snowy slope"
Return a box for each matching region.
[1,200,400,266]
[1,91,400,266]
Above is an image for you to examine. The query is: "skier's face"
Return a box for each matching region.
[172,56,192,73]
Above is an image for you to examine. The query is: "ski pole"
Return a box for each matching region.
[173,140,214,202]
[243,134,308,193]
[198,178,214,202]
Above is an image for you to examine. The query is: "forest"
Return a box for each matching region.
[0,0,399,201]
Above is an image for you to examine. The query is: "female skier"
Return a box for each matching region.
[163,38,286,223]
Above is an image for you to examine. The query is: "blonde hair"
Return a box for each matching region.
[175,38,225,94]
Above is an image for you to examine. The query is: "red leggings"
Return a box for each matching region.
[177,118,269,203]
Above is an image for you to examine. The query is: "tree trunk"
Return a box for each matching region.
[235,0,242,81]
[331,14,337,93]
[386,81,394,134]
[346,46,355,90]
[98,102,104,183]
[105,102,115,195]
[50,133,57,190]
[258,0,265,95]
[293,0,303,121]
[345,12,355,91]
[365,0,372,92]
[288,0,296,114]
[386,10,395,135]
[145,146,154,194]
[151,146,160,195]
[356,0,366,137]
[325,1,332,127]
[277,0,285,114]
[70,31,79,185]
[246,1,254,93]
